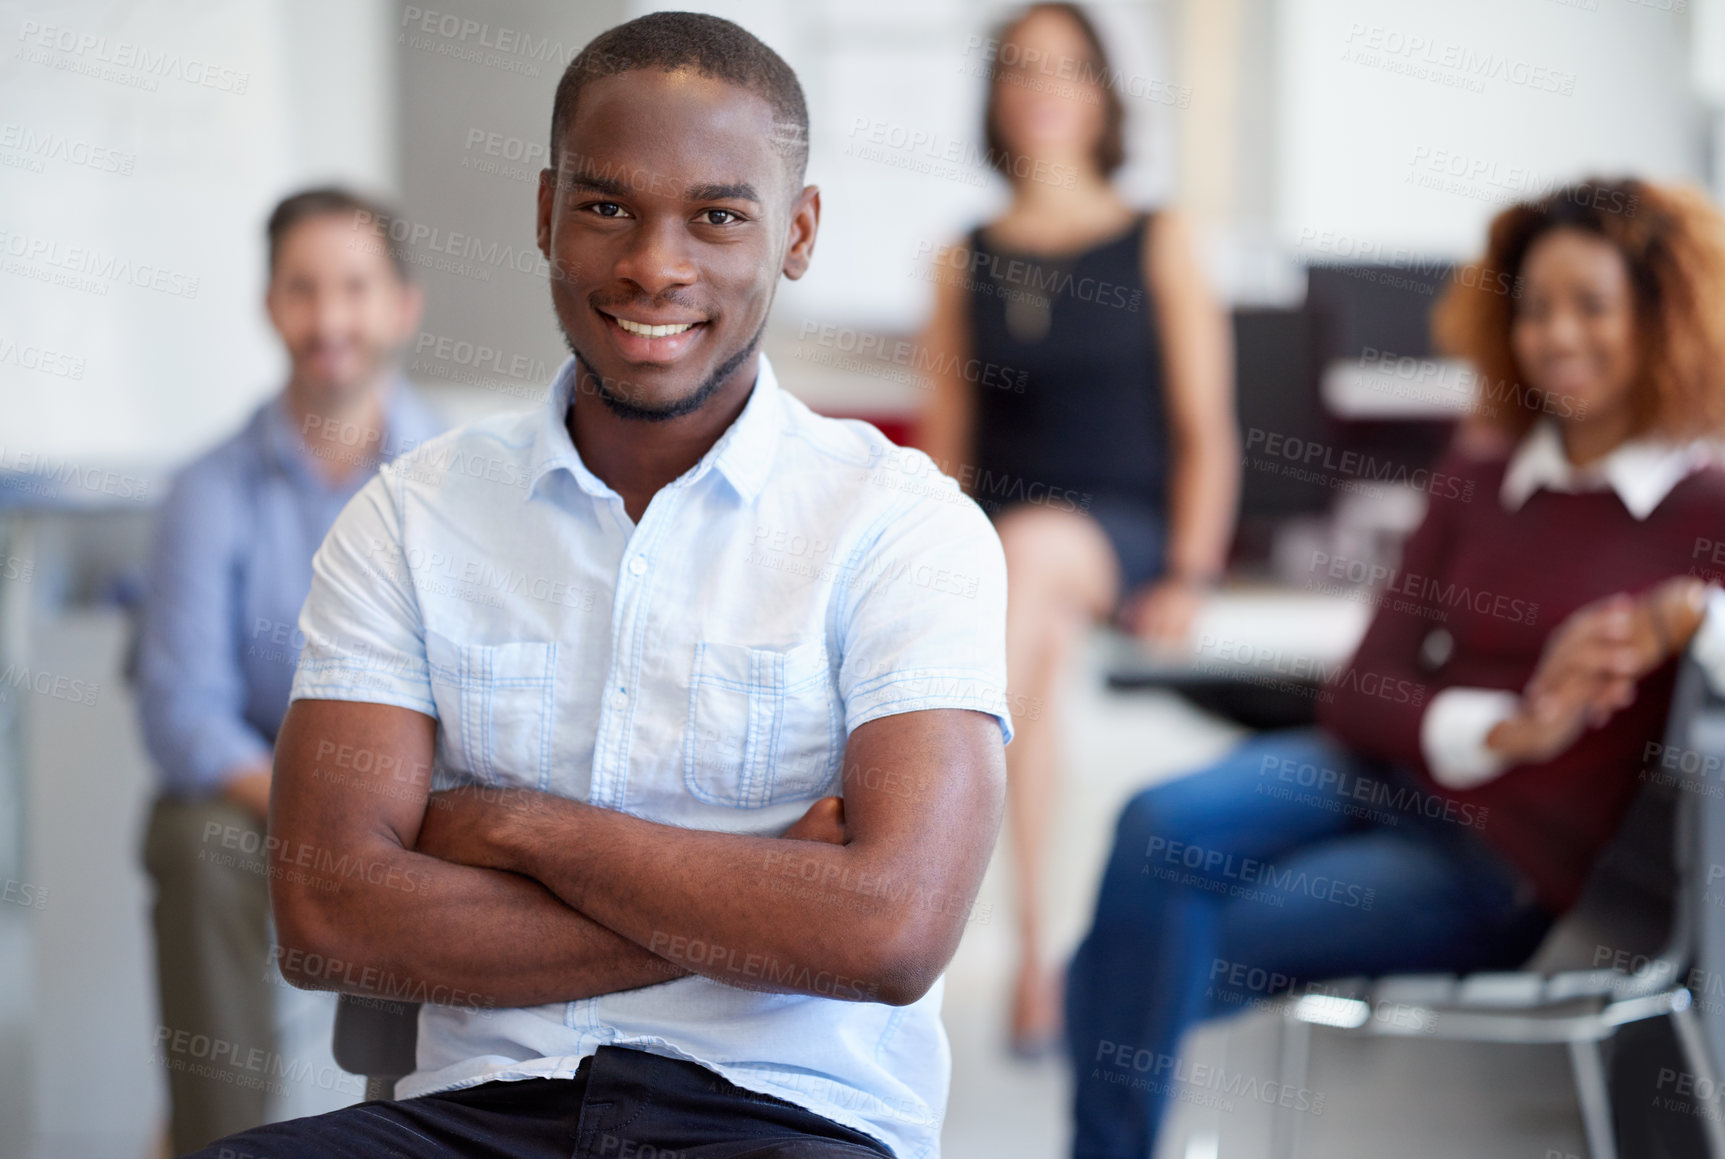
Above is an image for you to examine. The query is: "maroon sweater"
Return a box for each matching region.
[1315,448,1725,912]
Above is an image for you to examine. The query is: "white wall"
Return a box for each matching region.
[1273,0,1703,261]
[0,0,398,480]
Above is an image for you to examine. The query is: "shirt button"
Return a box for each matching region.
[610,690,628,710]
[628,556,647,576]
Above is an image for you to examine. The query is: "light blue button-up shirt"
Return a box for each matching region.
[289,354,1011,1158]
[137,382,444,795]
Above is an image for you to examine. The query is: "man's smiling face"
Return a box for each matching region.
[536,67,813,420]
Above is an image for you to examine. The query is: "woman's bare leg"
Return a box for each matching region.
[994,505,1121,1051]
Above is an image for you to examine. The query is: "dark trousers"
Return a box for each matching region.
[182,1044,898,1159]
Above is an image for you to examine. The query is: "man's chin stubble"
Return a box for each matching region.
[558,318,764,423]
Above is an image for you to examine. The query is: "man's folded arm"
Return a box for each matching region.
[433,707,1006,1007]
[268,696,690,1006]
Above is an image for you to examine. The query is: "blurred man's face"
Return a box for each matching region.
[265,214,423,410]
[537,67,815,420]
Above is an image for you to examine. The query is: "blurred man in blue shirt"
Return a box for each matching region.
[136,187,444,1153]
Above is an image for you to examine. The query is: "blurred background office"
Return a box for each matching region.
[5,0,1725,1157]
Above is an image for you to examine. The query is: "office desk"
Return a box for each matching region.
[1105,585,1373,730]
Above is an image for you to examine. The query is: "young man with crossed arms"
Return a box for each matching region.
[188,12,1010,1159]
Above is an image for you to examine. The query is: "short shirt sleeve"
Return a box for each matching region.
[835,483,1013,744]
[290,468,436,717]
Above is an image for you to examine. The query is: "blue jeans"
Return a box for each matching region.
[1064,729,1555,1159]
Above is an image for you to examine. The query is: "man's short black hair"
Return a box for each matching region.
[550,11,809,186]
[267,187,410,282]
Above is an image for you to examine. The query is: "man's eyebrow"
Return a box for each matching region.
[686,182,759,203]
[559,174,761,205]
[561,173,634,199]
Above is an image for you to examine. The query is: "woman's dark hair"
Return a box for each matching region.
[982,3,1126,183]
[1435,177,1725,440]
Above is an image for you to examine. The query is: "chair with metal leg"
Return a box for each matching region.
[1272,649,1725,1159]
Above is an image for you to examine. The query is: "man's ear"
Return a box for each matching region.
[536,167,556,259]
[782,184,820,281]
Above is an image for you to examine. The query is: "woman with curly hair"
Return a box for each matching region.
[1063,177,1725,1159]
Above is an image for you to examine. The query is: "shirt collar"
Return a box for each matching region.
[260,376,441,490]
[526,353,784,504]
[1499,418,1712,520]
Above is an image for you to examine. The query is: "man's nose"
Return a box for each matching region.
[309,289,356,338]
[612,218,698,296]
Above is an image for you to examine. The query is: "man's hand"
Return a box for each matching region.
[271,700,694,1005]
[417,788,852,874]
[417,785,556,871]
[783,795,847,845]
[221,757,275,821]
[442,710,1002,1006]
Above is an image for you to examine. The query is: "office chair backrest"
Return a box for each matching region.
[1524,655,1703,980]
[331,995,420,1086]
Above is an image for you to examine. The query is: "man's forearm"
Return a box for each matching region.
[407,712,1002,1008]
[487,797,961,1006]
[273,832,687,1006]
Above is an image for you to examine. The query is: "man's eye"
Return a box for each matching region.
[587,202,627,218]
[700,209,742,226]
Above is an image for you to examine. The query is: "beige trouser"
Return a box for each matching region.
[142,795,277,1155]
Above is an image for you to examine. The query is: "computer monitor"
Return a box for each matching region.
[1230,305,1333,565]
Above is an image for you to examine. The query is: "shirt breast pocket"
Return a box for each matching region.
[682,640,840,809]
[425,629,558,789]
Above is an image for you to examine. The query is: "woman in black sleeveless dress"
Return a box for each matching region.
[916,3,1239,1053]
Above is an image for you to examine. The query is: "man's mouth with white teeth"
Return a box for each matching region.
[592,307,711,364]
[613,317,698,337]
